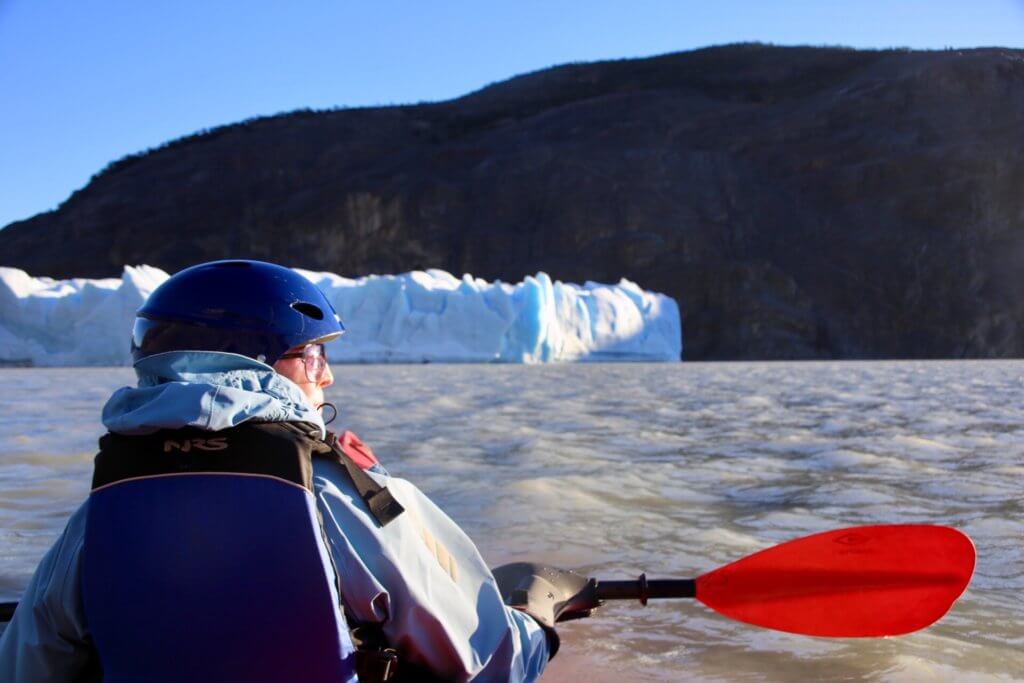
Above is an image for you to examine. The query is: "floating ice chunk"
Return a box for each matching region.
[1,267,682,365]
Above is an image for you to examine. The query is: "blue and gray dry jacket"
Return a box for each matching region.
[0,351,549,682]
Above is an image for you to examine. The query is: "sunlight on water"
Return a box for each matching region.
[0,362,1021,681]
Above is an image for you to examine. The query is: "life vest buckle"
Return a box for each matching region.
[355,647,400,682]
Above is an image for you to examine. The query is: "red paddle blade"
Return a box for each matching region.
[695,525,975,637]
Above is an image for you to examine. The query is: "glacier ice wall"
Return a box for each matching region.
[0,266,168,367]
[0,266,681,366]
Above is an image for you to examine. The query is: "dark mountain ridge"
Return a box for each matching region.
[3,43,1023,360]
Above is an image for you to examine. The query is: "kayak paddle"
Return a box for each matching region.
[496,524,975,637]
[1,524,975,635]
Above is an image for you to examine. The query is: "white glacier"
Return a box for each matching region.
[0,266,682,365]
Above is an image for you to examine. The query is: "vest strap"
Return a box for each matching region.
[328,439,405,527]
[271,422,405,527]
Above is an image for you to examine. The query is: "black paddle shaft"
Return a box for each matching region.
[0,579,695,623]
[595,574,696,605]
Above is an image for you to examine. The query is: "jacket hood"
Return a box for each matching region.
[102,351,326,438]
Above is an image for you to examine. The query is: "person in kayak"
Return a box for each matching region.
[0,259,560,682]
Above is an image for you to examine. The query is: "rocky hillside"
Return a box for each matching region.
[2,44,1023,359]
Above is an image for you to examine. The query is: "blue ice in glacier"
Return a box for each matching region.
[0,266,682,365]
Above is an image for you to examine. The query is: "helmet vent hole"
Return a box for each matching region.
[291,301,325,320]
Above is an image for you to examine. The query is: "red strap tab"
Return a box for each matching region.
[338,431,379,470]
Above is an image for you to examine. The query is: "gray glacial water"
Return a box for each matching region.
[1,362,1021,681]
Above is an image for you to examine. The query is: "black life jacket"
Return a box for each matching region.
[81,421,358,683]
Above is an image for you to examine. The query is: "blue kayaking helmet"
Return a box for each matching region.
[131,260,345,365]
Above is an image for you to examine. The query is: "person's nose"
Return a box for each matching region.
[319,362,334,388]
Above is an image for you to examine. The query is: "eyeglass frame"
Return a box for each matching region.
[277,343,329,383]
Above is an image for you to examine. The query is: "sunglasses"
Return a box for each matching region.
[278,343,329,383]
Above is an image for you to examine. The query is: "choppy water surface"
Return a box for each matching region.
[1,362,1021,681]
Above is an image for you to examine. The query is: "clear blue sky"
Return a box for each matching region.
[2,0,1022,231]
